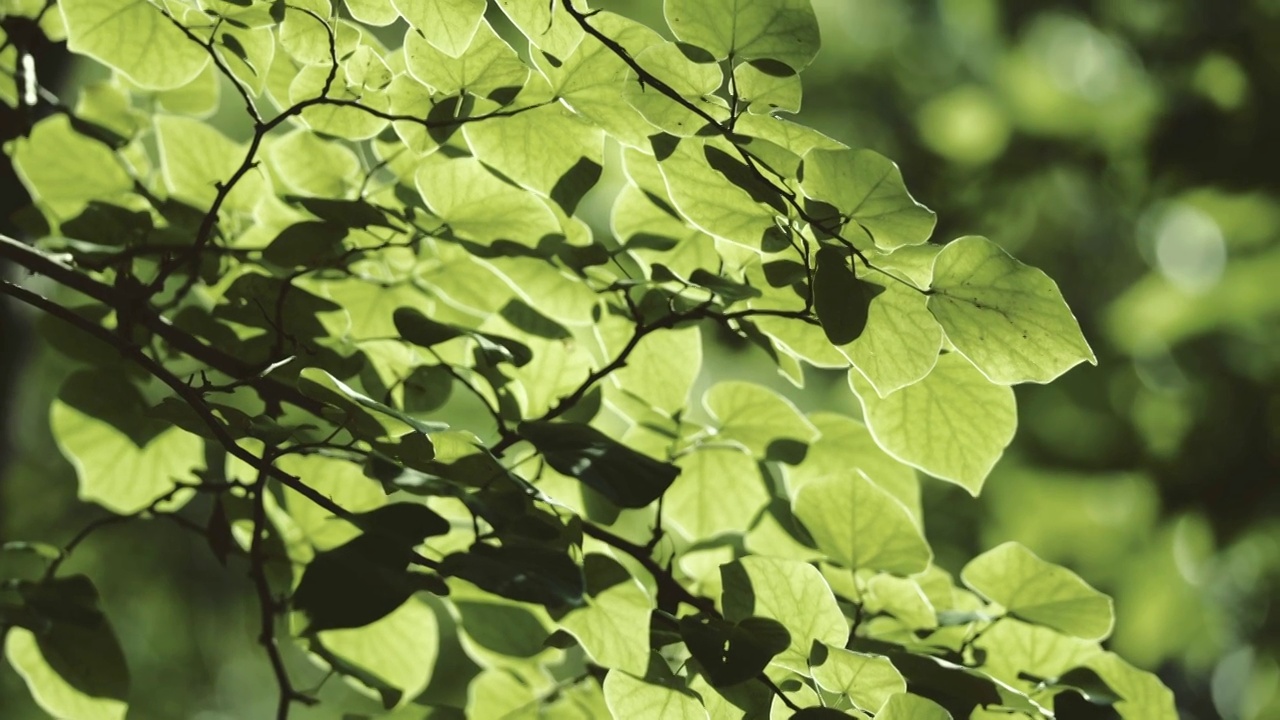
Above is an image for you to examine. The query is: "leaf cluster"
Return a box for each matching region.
[0,0,1170,718]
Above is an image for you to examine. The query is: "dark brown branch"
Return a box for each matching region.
[247,446,317,719]
[0,234,326,416]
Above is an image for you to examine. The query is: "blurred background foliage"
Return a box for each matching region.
[2,0,1278,717]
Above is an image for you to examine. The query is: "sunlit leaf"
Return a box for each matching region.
[800,148,936,250]
[558,555,652,675]
[850,353,1016,495]
[4,628,127,720]
[664,0,820,70]
[721,557,846,674]
[927,236,1096,384]
[809,643,905,713]
[51,371,201,515]
[60,0,208,89]
[961,542,1114,641]
[703,381,818,459]
[394,0,485,57]
[793,470,932,575]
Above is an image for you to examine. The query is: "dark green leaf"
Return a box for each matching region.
[292,534,425,633]
[440,543,584,608]
[18,576,129,701]
[791,709,857,719]
[348,503,451,545]
[290,196,399,229]
[519,420,680,509]
[680,613,790,687]
[813,245,884,345]
[261,221,348,267]
[394,307,533,367]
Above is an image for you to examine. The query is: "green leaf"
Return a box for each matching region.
[680,613,790,688]
[60,0,209,89]
[877,693,953,720]
[961,542,1114,641]
[864,573,938,629]
[655,135,783,250]
[4,628,127,720]
[809,644,906,713]
[298,366,449,438]
[800,148,936,250]
[520,420,681,509]
[703,381,819,459]
[720,557,846,674]
[664,0,820,70]
[787,412,920,521]
[153,60,220,117]
[849,353,1016,495]
[403,18,528,98]
[608,325,702,416]
[623,41,726,136]
[463,104,604,212]
[293,531,436,633]
[394,0,485,57]
[536,12,664,147]
[792,470,932,575]
[15,575,129,702]
[280,454,387,551]
[1086,652,1178,720]
[813,246,885,344]
[558,555,652,675]
[495,0,583,59]
[972,619,1101,692]
[415,155,559,247]
[927,236,1096,384]
[278,0,334,65]
[862,648,1046,717]
[602,662,708,720]
[839,276,943,397]
[11,115,134,220]
[734,59,802,114]
[666,446,769,541]
[267,129,361,198]
[440,543,584,608]
[345,0,399,25]
[394,307,533,366]
[51,371,201,515]
[315,598,439,705]
[155,115,265,211]
[261,221,348,267]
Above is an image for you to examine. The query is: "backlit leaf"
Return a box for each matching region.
[664,0,821,70]
[927,236,1096,384]
[961,542,1115,641]
[721,557,846,674]
[4,628,127,720]
[793,470,932,574]
[60,0,208,89]
[800,148,936,250]
[850,353,1016,495]
[51,371,201,515]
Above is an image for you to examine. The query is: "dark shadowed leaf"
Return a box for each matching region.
[348,503,451,545]
[440,543,584,608]
[813,246,884,345]
[680,613,790,687]
[519,420,680,509]
[292,533,439,633]
[17,575,129,701]
[394,307,533,366]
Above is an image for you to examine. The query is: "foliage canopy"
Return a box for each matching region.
[0,0,1176,718]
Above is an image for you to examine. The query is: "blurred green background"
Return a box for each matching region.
[2,0,1278,717]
